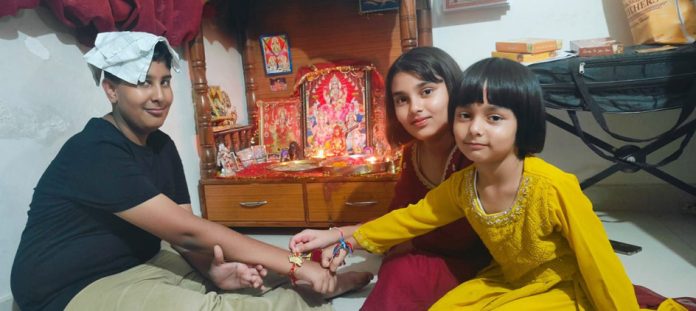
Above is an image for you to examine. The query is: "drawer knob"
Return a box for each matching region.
[345,200,378,207]
[239,200,268,208]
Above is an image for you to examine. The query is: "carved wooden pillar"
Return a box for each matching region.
[187,30,217,179]
[399,0,418,52]
[242,34,258,140]
[416,0,432,47]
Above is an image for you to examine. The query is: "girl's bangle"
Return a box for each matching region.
[330,226,353,257]
[332,240,353,257]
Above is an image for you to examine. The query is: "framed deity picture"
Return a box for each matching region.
[257,98,302,154]
[359,0,399,14]
[300,68,371,158]
[259,33,292,76]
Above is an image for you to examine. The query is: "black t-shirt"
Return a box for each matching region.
[11,118,190,311]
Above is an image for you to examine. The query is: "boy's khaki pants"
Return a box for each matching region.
[66,243,332,311]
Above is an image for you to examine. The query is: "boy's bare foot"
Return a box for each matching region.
[323,271,374,300]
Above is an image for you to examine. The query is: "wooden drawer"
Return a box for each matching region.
[306,181,395,223]
[203,184,305,222]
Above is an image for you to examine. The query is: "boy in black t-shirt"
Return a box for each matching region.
[11,31,371,311]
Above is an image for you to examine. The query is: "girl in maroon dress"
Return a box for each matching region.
[360,47,491,311]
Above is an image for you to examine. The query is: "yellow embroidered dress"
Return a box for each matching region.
[354,157,640,310]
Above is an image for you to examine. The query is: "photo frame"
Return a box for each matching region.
[257,98,302,154]
[359,0,399,14]
[269,77,288,92]
[443,0,508,12]
[259,33,292,76]
[301,68,372,158]
[208,86,237,132]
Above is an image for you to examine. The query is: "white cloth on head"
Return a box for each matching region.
[84,31,181,85]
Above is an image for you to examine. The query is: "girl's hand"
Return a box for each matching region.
[289,229,340,253]
[320,243,349,272]
[295,261,337,294]
[209,245,267,290]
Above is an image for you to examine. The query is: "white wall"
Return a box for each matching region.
[1,0,695,308]
[0,7,200,308]
[202,17,249,127]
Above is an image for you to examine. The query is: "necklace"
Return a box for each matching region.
[106,113,128,137]
[110,114,124,133]
[107,113,144,146]
[413,142,456,189]
[473,162,526,215]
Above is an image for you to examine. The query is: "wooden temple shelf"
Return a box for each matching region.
[187,0,429,227]
[200,175,396,227]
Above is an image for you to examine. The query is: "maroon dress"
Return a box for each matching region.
[361,142,491,311]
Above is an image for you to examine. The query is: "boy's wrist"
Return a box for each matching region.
[288,252,312,285]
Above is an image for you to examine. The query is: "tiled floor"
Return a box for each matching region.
[245,209,696,311]
[598,210,696,298]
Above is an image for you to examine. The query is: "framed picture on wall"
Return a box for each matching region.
[269,77,288,92]
[359,0,399,14]
[259,33,292,76]
[257,98,302,154]
[443,0,508,12]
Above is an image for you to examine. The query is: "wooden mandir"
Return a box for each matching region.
[186,0,433,227]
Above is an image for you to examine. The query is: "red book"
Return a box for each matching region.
[570,37,624,57]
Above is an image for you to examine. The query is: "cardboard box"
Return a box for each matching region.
[491,50,558,63]
[495,38,562,54]
[570,37,624,57]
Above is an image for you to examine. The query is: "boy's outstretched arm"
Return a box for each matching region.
[116,194,338,294]
[165,203,267,290]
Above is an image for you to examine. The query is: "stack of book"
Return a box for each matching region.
[570,37,624,57]
[492,38,562,63]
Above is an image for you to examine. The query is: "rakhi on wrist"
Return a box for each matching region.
[288,252,311,285]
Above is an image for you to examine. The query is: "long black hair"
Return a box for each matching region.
[385,47,461,147]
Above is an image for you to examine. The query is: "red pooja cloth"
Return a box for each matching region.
[217,161,395,180]
[229,162,325,179]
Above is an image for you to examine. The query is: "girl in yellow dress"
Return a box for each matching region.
[289,57,684,310]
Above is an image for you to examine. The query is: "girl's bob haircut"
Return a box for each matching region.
[385,46,461,147]
[449,57,546,159]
